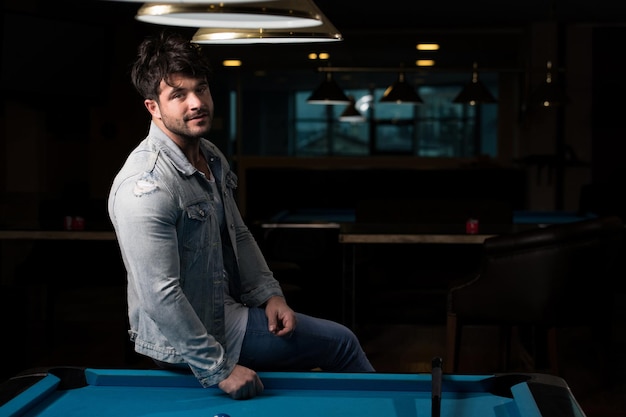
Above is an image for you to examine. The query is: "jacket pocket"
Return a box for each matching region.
[182,200,213,251]
[225,170,238,190]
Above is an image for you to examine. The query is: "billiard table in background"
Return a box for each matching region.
[253,207,597,327]
[0,367,586,417]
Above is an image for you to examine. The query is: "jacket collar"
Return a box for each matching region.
[148,121,217,177]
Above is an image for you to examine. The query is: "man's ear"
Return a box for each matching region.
[144,99,161,119]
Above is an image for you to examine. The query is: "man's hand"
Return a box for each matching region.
[218,364,264,400]
[265,296,296,336]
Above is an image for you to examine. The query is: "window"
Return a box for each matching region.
[293,81,498,157]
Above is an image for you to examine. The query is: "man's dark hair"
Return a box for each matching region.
[131,31,212,101]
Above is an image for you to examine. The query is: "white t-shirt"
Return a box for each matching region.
[207,171,248,363]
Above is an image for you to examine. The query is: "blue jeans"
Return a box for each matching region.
[238,307,375,372]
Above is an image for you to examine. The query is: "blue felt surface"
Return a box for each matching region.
[2,370,583,417]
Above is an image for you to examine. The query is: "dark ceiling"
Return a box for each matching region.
[4,0,626,91]
[313,0,626,65]
[183,0,626,88]
[306,0,626,68]
[316,0,626,31]
[71,1,626,69]
[204,0,626,89]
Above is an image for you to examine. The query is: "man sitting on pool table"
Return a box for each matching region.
[107,30,374,401]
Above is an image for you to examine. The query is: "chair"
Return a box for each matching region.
[445,215,625,375]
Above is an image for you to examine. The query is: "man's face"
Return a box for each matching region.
[145,73,214,141]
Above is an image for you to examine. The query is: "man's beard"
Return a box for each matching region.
[162,112,211,140]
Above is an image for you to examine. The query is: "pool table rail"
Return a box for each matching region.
[1,368,586,417]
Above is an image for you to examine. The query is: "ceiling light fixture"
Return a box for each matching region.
[453,62,497,106]
[339,96,366,123]
[307,72,350,105]
[222,59,243,67]
[136,0,323,29]
[101,0,275,3]
[530,60,568,107]
[416,59,435,67]
[192,15,341,44]
[416,43,439,51]
[379,72,423,104]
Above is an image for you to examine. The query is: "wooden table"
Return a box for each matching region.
[0,229,125,367]
[0,230,116,241]
[339,224,497,245]
[338,223,537,329]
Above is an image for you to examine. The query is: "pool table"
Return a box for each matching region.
[0,367,586,417]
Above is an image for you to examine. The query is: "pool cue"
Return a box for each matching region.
[431,357,443,417]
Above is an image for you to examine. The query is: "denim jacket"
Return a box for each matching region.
[108,121,283,388]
